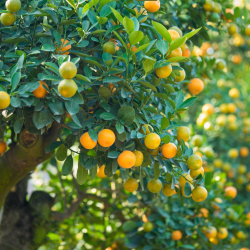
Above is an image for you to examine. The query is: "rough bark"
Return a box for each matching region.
[0,122,59,208]
[0,122,59,250]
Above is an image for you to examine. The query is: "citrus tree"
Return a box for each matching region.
[0,0,212,248]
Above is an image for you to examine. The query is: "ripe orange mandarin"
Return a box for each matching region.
[0,91,11,109]
[0,140,7,154]
[188,78,204,95]
[133,150,144,167]
[192,186,208,202]
[144,0,160,13]
[98,129,116,147]
[117,151,136,169]
[225,186,237,199]
[172,230,182,241]
[161,142,177,158]
[97,165,107,178]
[168,29,180,41]
[202,103,214,115]
[33,81,48,98]
[80,132,97,149]
[155,64,172,78]
[124,177,138,192]
[240,147,249,157]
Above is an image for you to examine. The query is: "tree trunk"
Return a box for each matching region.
[0,122,59,249]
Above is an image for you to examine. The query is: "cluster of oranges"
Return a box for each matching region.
[0,0,20,26]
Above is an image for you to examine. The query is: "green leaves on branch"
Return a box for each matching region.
[152,21,171,43]
[129,31,144,46]
[123,17,134,34]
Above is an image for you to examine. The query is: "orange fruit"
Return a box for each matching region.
[133,150,144,167]
[103,41,116,54]
[187,154,202,170]
[56,39,71,55]
[161,142,177,158]
[127,43,137,52]
[177,126,190,142]
[144,0,160,13]
[6,0,21,12]
[179,173,193,186]
[192,135,203,147]
[0,140,7,153]
[225,186,237,199]
[213,159,223,168]
[169,26,182,37]
[203,226,217,239]
[59,61,77,79]
[147,147,160,156]
[202,103,214,115]
[227,103,237,113]
[182,48,191,58]
[203,0,214,11]
[245,25,250,36]
[117,151,136,169]
[143,222,153,232]
[238,164,247,174]
[168,29,180,41]
[140,124,154,135]
[162,183,175,197]
[192,186,207,202]
[216,59,226,70]
[228,148,238,158]
[236,231,247,240]
[0,13,16,26]
[167,47,182,60]
[80,132,97,149]
[240,147,249,157]
[228,23,237,35]
[58,79,77,98]
[144,133,161,149]
[147,179,162,193]
[212,2,222,13]
[97,165,107,178]
[174,68,186,82]
[188,78,204,95]
[155,64,172,78]
[0,91,11,109]
[232,54,242,64]
[229,88,240,99]
[212,197,223,210]
[190,167,204,179]
[199,208,209,218]
[220,103,228,113]
[33,81,48,98]
[98,129,115,147]
[124,177,138,192]
[172,230,182,241]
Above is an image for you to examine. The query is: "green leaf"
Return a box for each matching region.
[100,112,116,120]
[65,0,75,9]
[123,16,134,34]
[89,165,97,180]
[169,37,186,51]
[113,31,127,49]
[100,1,116,17]
[122,221,137,232]
[152,21,171,43]
[161,117,169,130]
[166,56,190,63]
[116,122,124,134]
[45,141,63,153]
[175,91,184,108]
[154,163,160,179]
[65,100,79,115]
[11,71,21,92]
[103,76,123,83]
[184,27,202,40]
[184,181,192,197]
[156,40,169,56]
[138,81,157,92]
[118,106,135,125]
[108,151,120,158]
[41,44,56,52]
[48,101,65,115]
[14,118,23,133]
[33,109,54,130]
[161,135,171,144]
[132,43,150,55]
[82,0,99,14]
[11,97,21,107]
[179,97,197,109]
[98,0,113,11]
[143,58,155,73]
[61,19,78,25]
[161,84,175,93]
[110,7,123,25]
[62,155,73,176]
[98,87,111,98]
[129,31,144,46]
[89,129,98,142]
[234,7,241,19]
[56,144,68,161]
[77,160,88,185]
